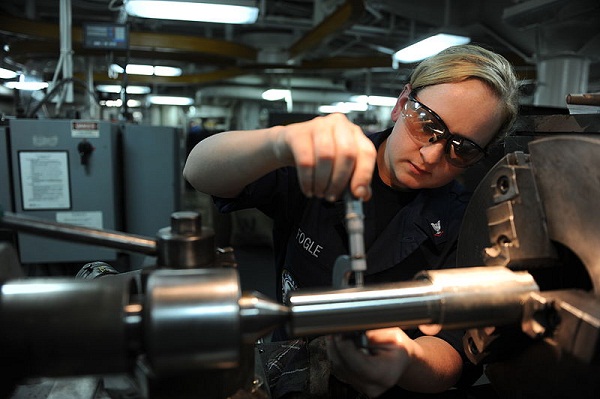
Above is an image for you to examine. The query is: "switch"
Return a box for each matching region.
[77,140,94,166]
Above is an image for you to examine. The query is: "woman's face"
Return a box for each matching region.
[379,79,504,190]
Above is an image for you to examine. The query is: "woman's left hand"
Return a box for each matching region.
[326,328,415,398]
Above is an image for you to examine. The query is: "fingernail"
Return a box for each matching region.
[355,186,367,199]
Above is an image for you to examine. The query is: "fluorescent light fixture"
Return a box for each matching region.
[262,89,290,101]
[100,99,142,107]
[110,63,183,77]
[351,95,398,107]
[4,75,48,91]
[393,33,471,63]
[124,0,259,24]
[148,95,194,106]
[0,67,18,79]
[153,66,182,76]
[126,64,154,75]
[319,102,368,114]
[96,84,151,94]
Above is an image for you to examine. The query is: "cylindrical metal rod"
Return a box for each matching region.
[566,93,600,106]
[0,276,136,377]
[287,266,538,337]
[0,211,157,255]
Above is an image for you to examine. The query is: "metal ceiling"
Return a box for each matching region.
[0,0,599,108]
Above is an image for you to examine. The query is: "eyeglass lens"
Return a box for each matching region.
[402,95,484,168]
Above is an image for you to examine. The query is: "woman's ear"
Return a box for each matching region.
[391,84,412,122]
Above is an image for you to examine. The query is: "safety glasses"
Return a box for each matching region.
[402,90,486,168]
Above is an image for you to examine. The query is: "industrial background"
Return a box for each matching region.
[0,1,599,399]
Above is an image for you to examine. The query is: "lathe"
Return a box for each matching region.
[0,133,598,398]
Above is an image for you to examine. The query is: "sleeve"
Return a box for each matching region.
[212,166,301,220]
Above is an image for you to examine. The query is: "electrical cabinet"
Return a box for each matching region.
[9,119,122,263]
[121,124,183,268]
[0,125,12,213]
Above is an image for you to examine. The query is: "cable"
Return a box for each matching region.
[25,77,100,119]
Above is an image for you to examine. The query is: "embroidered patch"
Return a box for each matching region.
[430,220,444,237]
[281,269,298,304]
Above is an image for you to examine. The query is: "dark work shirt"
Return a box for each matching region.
[214,128,481,397]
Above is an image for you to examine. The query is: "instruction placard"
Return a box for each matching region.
[19,151,71,210]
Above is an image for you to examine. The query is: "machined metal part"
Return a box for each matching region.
[0,210,218,269]
[459,151,558,269]
[528,136,600,293]
[239,292,290,344]
[287,266,538,337]
[457,135,600,397]
[144,268,243,373]
[566,93,600,106]
[156,211,216,268]
[0,276,137,378]
[522,289,600,364]
[0,268,286,383]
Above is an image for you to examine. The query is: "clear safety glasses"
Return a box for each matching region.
[402,90,486,168]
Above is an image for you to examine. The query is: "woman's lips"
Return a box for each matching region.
[409,162,430,175]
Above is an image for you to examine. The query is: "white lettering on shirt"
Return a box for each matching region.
[296,228,323,258]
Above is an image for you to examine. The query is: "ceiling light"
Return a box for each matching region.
[148,95,194,106]
[4,75,48,91]
[351,95,398,107]
[100,99,142,108]
[110,64,183,77]
[0,67,18,79]
[96,84,151,94]
[393,33,471,64]
[153,66,182,77]
[126,64,154,75]
[319,102,368,114]
[124,0,259,24]
[262,89,290,101]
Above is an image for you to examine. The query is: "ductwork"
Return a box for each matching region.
[197,85,356,104]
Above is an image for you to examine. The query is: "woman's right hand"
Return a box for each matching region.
[270,113,377,201]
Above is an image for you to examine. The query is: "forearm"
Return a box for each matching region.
[183,126,287,198]
[397,335,463,393]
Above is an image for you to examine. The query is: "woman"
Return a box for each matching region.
[184,44,519,397]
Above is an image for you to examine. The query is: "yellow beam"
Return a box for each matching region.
[88,67,249,85]
[0,15,257,61]
[301,56,391,69]
[289,0,365,59]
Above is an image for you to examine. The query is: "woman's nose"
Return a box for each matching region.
[419,141,446,164]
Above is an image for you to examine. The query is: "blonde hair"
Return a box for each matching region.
[410,44,520,142]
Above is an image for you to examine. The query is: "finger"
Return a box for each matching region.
[419,324,442,336]
[312,126,335,198]
[332,334,373,369]
[350,133,377,201]
[325,124,358,201]
[327,336,359,386]
[290,132,316,197]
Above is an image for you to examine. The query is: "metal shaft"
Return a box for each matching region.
[287,266,539,337]
[0,210,157,255]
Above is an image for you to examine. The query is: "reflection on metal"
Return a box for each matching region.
[288,267,538,337]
